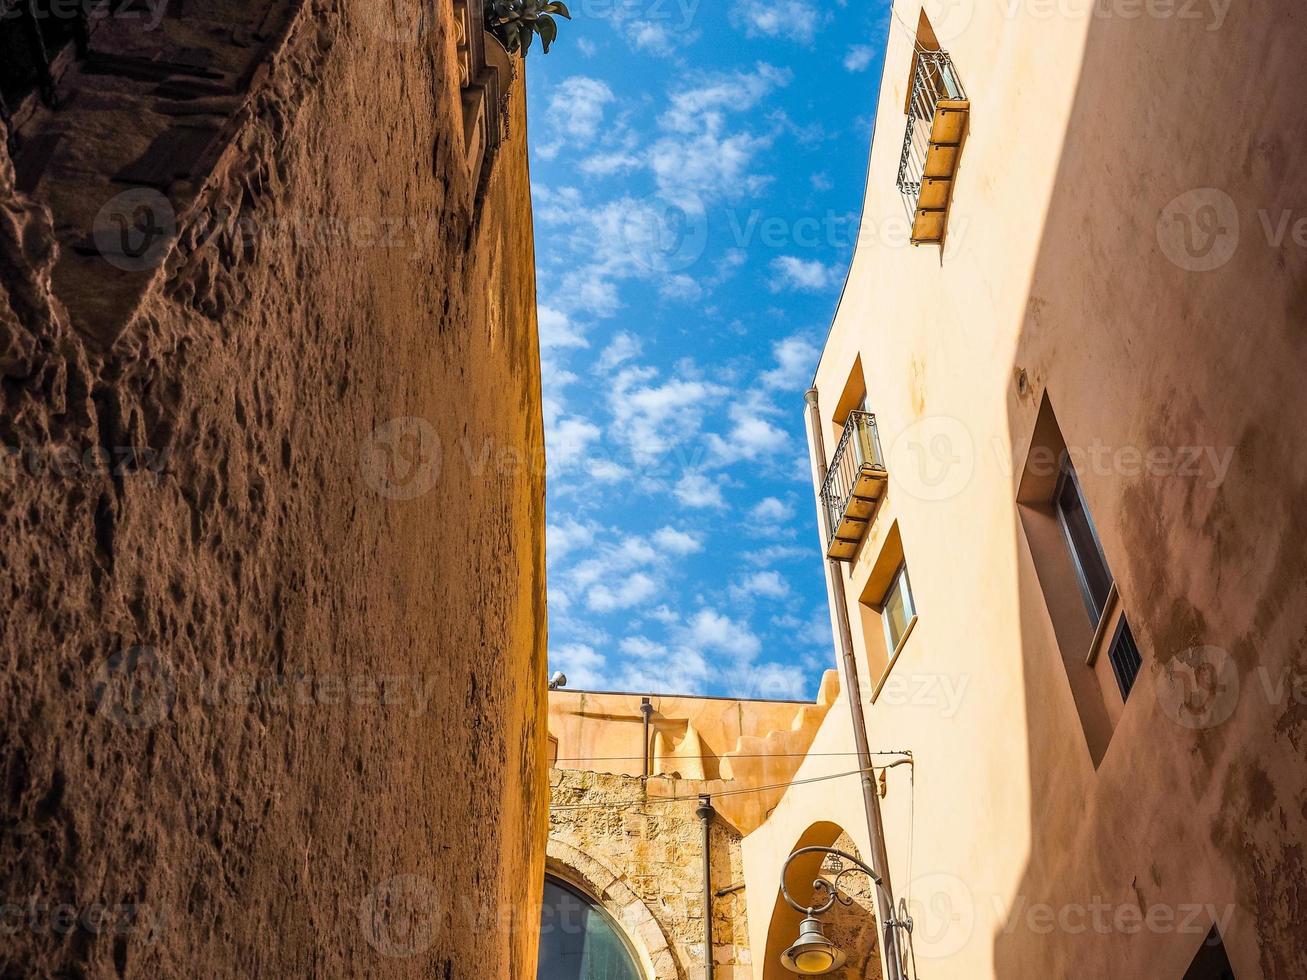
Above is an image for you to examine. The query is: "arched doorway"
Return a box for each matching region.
[538,875,645,980]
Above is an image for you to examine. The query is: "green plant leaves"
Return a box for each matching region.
[485,0,571,56]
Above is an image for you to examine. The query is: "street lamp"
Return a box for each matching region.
[778,846,912,976]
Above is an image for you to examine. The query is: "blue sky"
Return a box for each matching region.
[526,0,892,700]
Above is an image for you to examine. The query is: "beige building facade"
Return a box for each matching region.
[544,682,883,980]
[541,2,1307,979]
[772,0,1307,978]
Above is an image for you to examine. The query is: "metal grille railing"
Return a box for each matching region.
[896,50,965,221]
[819,411,885,548]
[1107,616,1143,701]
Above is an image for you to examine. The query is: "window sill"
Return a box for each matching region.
[1084,581,1121,668]
[871,614,919,703]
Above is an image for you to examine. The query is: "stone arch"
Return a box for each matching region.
[760,821,881,979]
[545,838,680,980]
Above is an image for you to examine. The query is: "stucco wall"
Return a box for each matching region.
[782,0,1307,978]
[0,2,547,976]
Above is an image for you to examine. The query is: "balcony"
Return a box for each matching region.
[897,50,969,246]
[821,412,888,561]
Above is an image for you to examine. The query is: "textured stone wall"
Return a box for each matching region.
[549,768,753,979]
[0,2,547,977]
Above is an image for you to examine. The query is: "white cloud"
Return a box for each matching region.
[538,305,588,349]
[628,20,673,53]
[705,403,788,467]
[741,662,808,699]
[546,77,614,144]
[750,496,795,524]
[653,526,703,556]
[581,149,642,177]
[730,570,791,602]
[651,64,791,206]
[731,0,821,42]
[770,256,843,293]
[843,45,876,72]
[615,637,710,693]
[586,458,626,483]
[597,332,642,373]
[687,607,761,659]
[588,572,660,612]
[659,274,703,303]
[674,471,726,509]
[761,334,820,390]
[548,518,599,562]
[610,367,726,465]
[548,416,601,470]
[659,64,791,134]
[551,643,608,689]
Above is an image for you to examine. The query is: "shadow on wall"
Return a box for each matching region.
[760,822,881,979]
[995,2,1307,978]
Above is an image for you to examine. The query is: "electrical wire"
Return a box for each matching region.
[551,750,914,763]
[549,766,878,812]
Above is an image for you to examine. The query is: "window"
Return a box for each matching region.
[1106,617,1143,701]
[1052,458,1142,698]
[882,564,917,654]
[857,523,916,696]
[1017,394,1146,765]
[538,877,643,980]
[1183,926,1237,980]
[1054,461,1114,624]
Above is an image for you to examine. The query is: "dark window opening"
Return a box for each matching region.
[1107,616,1142,700]
[1183,926,1237,980]
[1054,458,1114,624]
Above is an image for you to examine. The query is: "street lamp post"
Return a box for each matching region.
[778,846,912,977]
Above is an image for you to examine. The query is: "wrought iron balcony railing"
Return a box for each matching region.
[896,50,969,245]
[820,411,888,561]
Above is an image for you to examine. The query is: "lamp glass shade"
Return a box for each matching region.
[780,916,847,975]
